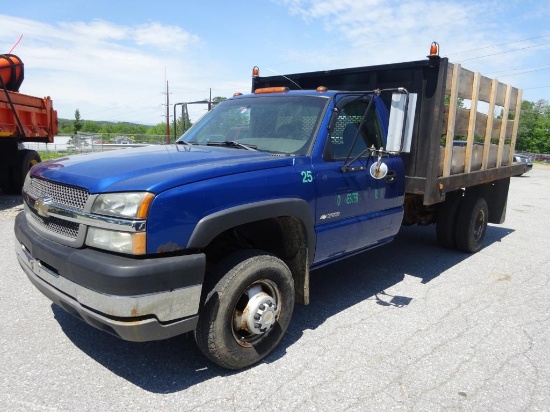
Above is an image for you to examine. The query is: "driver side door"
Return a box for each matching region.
[313,96,405,264]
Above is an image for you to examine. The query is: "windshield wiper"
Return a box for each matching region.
[206,141,258,151]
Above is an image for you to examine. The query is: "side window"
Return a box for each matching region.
[328,99,384,160]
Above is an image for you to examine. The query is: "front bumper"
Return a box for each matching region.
[15,212,205,342]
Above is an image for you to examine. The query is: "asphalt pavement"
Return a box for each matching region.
[1,165,549,412]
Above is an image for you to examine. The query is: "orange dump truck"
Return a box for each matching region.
[0,54,58,194]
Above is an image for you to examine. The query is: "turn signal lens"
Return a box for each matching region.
[254,87,289,94]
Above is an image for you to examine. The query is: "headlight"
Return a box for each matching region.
[91,192,154,219]
[86,227,146,255]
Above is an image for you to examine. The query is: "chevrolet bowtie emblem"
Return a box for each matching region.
[34,197,53,218]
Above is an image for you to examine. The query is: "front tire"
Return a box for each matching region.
[195,250,295,370]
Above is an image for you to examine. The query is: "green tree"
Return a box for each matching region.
[67,109,89,150]
[73,109,83,135]
[517,99,550,153]
[81,120,100,133]
[147,123,168,136]
[444,95,465,108]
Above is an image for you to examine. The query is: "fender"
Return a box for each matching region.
[187,198,316,263]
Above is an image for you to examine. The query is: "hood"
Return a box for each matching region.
[32,144,296,193]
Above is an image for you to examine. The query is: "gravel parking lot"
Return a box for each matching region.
[1,165,549,411]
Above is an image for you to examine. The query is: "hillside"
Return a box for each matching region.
[57,118,163,135]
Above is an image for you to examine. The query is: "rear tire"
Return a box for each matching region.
[0,149,40,194]
[455,196,488,253]
[436,193,463,249]
[195,250,295,370]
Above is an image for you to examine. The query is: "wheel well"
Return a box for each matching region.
[203,216,310,304]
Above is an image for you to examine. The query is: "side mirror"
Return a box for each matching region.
[387,92,417,153]
[370,161,388,179]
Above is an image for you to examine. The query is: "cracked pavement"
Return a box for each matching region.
[1,165,549,411]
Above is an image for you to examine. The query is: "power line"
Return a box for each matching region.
[457,41,550,62]
[448,34,550,56]
[494,66,550,78]
[523,85,550,90]
[487,63,550,75]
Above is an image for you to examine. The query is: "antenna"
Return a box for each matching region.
[266,68,303,90]
[9,34,23,54]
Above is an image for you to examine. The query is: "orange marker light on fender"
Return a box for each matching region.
[316,86,327,92]
[252,66,260,77]
[137,192,155,219]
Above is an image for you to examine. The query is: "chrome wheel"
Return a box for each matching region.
[232,280,281,347]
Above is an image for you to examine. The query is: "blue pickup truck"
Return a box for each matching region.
[14,47,526,369]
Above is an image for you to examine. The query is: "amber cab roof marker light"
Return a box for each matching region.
[254,87,289,94]
[252,66,260,77]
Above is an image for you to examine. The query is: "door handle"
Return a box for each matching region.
[385,170,397,183]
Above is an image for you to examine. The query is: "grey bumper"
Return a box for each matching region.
[15,213,205,342]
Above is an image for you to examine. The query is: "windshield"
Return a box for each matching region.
[177,95,329,155]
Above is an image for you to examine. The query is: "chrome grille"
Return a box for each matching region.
[29,177,89,211]
[26,177,89,241]
[29,210,80,239]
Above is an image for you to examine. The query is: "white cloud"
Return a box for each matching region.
[59,19,128,41]
[0,14,205,124]
[132,22,200,51]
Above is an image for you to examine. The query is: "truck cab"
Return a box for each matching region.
[178,88,405,266]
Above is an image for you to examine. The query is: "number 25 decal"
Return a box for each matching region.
[301,171,313,183]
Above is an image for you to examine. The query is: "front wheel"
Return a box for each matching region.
[195,250,295,370]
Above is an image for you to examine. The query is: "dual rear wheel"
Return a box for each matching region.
[436,193,488,253]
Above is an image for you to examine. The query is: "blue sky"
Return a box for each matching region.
[2,0,549,126]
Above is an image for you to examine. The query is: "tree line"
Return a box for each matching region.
[516,99,550,154]
[58,112,177,137]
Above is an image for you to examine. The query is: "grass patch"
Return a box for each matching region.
[38,151,66,161]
